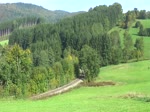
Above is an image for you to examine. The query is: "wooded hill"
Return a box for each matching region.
[0,3,84,38]
[9,3,123,65]
[0,2,84,23]
[0,16,44,38]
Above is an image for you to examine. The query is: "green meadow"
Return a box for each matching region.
[0,60,150,112]
[109,19,150,59]
[129,19,150,59]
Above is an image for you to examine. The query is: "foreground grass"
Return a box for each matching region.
[0,60,150,112]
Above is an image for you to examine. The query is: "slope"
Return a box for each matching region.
[109,19,150,59]
[0,3,84,23]
[0,60,150,112]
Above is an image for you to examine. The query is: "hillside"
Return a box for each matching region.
[0,3,84,23]
[0,3,123,97]
[0,60,150,112]
[0,2,150,112]
[130,20,150,59]
[109,19,150,60]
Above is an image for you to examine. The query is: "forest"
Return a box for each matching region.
[0,3,82,23]
[0,16,44,38]
[0,3,145,98]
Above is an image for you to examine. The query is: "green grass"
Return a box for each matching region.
[138,19,150,28]
[0,40,8,46]
[0,60,150,112]
[109,19,150,59]
[129,20,150,59]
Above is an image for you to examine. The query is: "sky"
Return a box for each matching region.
[0,0,149,13]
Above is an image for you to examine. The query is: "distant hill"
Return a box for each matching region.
[0,2,85,23]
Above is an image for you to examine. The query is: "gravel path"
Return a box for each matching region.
[30,79,83,100]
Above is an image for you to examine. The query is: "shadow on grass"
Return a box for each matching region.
[120,92,150,103]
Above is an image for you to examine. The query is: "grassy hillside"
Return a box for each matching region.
[0,3,84,23]
[0,60,150,112]
[129,20,150,59]
[109,19,150,59]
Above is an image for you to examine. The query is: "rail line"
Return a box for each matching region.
[30,79,83,100]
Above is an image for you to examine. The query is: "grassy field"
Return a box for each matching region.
[129,20,150,59]
[109,19,150,59]
[0,40,8,46]
[138,19,150,28]
[0,60,150,112]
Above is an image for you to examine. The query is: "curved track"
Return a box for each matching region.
[30,79,83,100]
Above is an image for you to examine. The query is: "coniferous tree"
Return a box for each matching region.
[109,31,122,64]
[101,34,111,66]
[134,37,144,61]
[123,31,133,62]
[79,45,100,82]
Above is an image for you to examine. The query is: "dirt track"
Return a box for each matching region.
[30,79,83,100]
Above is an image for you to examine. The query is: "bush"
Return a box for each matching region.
[135,21,141,28]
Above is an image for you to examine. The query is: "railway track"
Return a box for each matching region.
[30,79,83,100]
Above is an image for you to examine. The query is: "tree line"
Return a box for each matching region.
[120,8,150,29]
